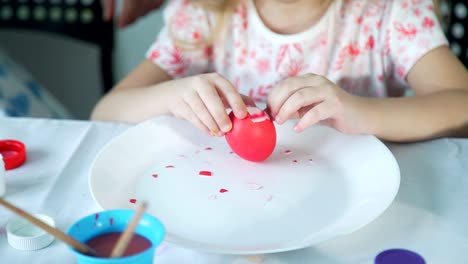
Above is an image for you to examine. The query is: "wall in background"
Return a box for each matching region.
[113,8,164,83]
[0,29,102,119]
[1,1,466,119]
[0,5,164,120]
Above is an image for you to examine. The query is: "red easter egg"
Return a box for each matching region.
[225,107,276,162]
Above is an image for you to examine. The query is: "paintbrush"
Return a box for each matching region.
[110,201,148,258]
[0,197,99,257]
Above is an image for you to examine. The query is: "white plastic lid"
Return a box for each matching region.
[6,214,55,251]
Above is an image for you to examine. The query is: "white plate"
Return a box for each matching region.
[89,116,400,254]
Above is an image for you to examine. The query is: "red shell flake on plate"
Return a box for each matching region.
[165,165,175,168]
[129,198,137,204]
[205,147,213,150]
[292,160,298,164]
[284,150,292,155]
[219,188,229,193]
[199,171,212,177]
[152,174,158,178]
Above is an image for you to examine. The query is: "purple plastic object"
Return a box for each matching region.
[375,249,426,264]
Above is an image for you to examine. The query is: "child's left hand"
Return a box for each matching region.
[266,74,368,134]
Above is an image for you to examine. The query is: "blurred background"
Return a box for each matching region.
[0,0,466,120]
[0,0,164,119]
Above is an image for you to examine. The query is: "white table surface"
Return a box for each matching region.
[0,117,467,264]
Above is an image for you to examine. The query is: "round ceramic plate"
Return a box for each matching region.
[89,116,400,254]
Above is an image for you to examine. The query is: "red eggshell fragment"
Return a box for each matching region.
[225,107,276,162]
[199,171,212,176]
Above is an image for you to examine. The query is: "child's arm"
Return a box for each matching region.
[267,46,468,142]
[91,59,249,136]
[91,60,174,123]
[360,46,468,141]
[92,0,253,133]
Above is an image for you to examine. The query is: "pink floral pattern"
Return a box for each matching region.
[146,0,448,99]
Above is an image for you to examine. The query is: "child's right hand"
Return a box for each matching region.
[159,73,252,136]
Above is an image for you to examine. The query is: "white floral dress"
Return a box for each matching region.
[146,0,448,102]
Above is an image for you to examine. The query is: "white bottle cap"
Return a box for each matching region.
[6,214,56,251]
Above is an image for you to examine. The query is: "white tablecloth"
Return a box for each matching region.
[0,117,467,264]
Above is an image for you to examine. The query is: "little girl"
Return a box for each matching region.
[92,0,468,142]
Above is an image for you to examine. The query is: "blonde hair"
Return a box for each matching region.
[169,0,239,50]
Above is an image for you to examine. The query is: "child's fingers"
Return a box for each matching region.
[294,100,337,132]
[101,0,115,21]
[209,74,248,119]
[184,92,222,136]
[268,74,328,119]
[267,77,304,119]
[119,0,140,27]
[183,104,212,136]
[241,94,257,107]
[171,100,211,135]
[275,87,327,124]
[196,84,233,133]
[223,95,255,108]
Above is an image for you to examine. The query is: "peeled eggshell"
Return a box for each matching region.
[225,107,276,162]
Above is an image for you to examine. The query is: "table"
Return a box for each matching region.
[0,117,467,264]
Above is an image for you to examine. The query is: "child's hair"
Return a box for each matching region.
[169,0,451,50]
[169,0,239,50]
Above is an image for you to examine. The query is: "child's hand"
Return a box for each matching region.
[161,73,252,136]
[266,74,366,134]
[101,0,164,28]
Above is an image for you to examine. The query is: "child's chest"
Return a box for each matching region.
[212,14,388,101]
